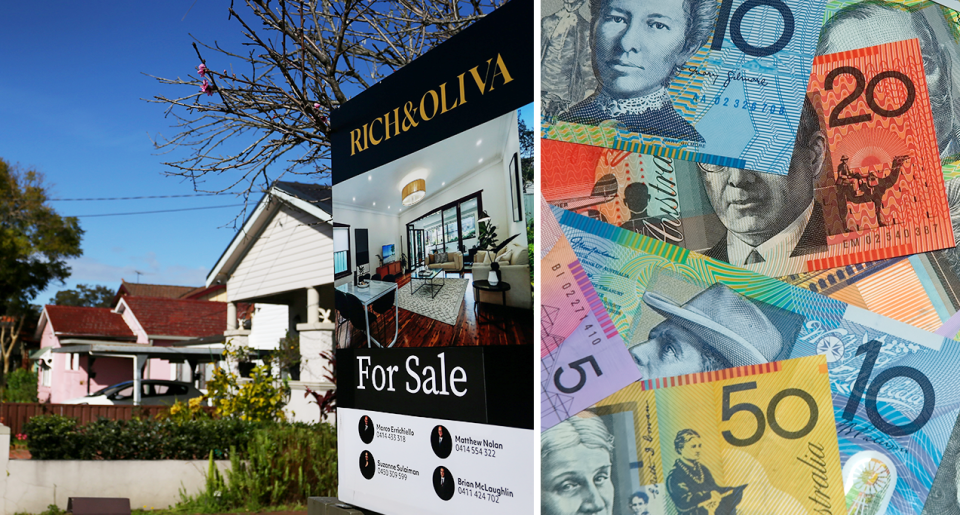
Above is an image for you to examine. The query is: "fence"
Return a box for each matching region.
[0,403,216,435]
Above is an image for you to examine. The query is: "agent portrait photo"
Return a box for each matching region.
[556,0,716,143]
[359,450,376,480]
[667,429,746,515]
[358,415,374,444]
[541,415,615,515]
[433,466,456,501]
[699,98,828,266]
[430,424,453,459]
[630,282,800,379]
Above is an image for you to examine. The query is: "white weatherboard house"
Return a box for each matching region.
[205,181,336,422]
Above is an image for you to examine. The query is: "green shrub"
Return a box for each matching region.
[24,415,82,459]
[178,423,337,512]
[2,368,38,403]
[24,415,263,460]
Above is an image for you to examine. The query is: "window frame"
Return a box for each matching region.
[334,222,352,280]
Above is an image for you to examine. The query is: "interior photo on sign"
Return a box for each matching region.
[333,109,533,348]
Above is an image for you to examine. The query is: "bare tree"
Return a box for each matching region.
[147,0,501,221]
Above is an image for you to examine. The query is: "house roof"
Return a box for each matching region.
[116,280,200,300]
[274,181,332,214]
[42,305,136,340]
[206,180,332,288]
[120,297,228,339]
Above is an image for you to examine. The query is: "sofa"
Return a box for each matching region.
[472,243,532,309]
[427,251,463,274]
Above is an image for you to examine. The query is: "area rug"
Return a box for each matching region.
[397,277,468,326]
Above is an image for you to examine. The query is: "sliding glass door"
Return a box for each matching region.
[407,190,483,259]
[407,227,425,271]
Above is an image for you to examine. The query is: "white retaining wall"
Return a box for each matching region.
[0,424,230,515]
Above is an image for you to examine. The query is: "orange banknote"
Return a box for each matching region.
[807,37,954,268]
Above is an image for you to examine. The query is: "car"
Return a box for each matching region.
[62,380,203,406]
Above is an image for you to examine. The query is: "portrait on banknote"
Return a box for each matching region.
[628,491,651,515]
[541,415,617,515]
[626,272,805,370]
[541,0,596,118]
[666,429,746,515]
[554,0,715,143]
[699,98,828,266]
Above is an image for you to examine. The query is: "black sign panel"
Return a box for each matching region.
[330,0,533,184]
[338,346,533,429]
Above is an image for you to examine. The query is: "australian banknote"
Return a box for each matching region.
[541,203,640,430]
[542,355,845,515]
[783,0,960,339]
[541,0,827,176]
[542,132,954,276]
[552,205,960,515]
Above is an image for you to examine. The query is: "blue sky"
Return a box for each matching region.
[0,2,532,305]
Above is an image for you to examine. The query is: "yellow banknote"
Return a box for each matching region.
[541,355,842,515]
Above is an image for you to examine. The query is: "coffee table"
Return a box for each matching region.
[410,268,444,299]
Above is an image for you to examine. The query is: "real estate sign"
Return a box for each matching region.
[330,1,534,513]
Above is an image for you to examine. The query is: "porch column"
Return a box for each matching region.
[224,300,251,377]
[132,354,148,406]
[307,287,320,325]
[295,286,335,422]
[227,302,238,331]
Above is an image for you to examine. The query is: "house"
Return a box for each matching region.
[34,297,244,404]
[202,180,335,421]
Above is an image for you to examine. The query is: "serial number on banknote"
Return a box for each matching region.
[691,95,788,115]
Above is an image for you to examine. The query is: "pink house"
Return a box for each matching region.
[36,297,229,404]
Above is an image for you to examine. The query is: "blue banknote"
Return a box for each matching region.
[552,205,960,515]
[541,0,827,175]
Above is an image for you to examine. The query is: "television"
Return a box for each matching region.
[382,243,396,263]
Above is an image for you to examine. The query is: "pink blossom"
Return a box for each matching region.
[197,63,206,77]
[314,103,321,110]
[200,79,214,96]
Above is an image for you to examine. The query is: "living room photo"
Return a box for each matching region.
[333,109,534,348]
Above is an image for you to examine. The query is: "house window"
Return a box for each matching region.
[41,363,51,387]
[334,223,351,280]
[68,353,79,371]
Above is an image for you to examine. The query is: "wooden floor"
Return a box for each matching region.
[336,272,533,348]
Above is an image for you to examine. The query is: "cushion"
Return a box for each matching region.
[496,246,510,260]
[510,247,529,266]
[438,252,448,263]
[496,250,513,263]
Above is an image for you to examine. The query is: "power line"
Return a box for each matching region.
[69,204,245,218]
[49,193,225,201]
